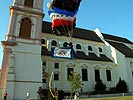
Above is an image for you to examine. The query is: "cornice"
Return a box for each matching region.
[1,41,17,48]
[10,6,44,17]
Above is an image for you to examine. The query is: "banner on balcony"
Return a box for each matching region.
[52,47,75,59]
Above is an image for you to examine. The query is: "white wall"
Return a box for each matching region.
[7,43,42,99]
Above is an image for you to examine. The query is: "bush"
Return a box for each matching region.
[115,78,128,93]
[95,78,106,92]
[37,87,65,100]
[58,90,65,100]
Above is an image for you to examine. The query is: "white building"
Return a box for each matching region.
[0,0,133,99]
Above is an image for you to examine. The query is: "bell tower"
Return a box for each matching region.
[0,0,44,99]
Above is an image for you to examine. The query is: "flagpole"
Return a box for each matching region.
[49,71,55,98]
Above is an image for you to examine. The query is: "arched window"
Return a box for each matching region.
[98,47,102,52]
[24,0,34,7]
[41,39,45,44]
[82,69,88,81]
[76,44,81,49]
[63,42,68,47]
[19,17,32,38]
[51,40,57,46]
[88,46,92,51]
[94,69,100,81]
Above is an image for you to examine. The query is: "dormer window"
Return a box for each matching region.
[24,0,34,7]
[63,42,68,47]
[76,44,81,49]
[51,40,57,46]
[88,46,92,51]
[98,47,102,52]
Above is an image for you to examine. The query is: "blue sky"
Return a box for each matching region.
[0,0,133,68]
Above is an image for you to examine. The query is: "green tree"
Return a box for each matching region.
[115,77,127,93]
[95,78,106,92]
[68,72,82,100]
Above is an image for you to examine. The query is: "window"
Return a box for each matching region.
[76,44,81,49]
[42,68,46,83]
[42,62,46,66]
[19,17,32,38]
[98,47,102,52]
[95,69,100,81]
[63,42,68,47]
[132,71,133,78]
[54,73,59,80]
[24,0,34,7]
[54,63,59,68]
[67,68,73,79]
[41,39,45,44]
[42,79,46,83]
[106,70,112,81]
[41,46,46,55]
[51,40,57,46]
[88,46,92,51]
[82,69,88,81]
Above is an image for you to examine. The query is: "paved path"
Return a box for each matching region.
[63,98,95,100]
[63,98,94,100]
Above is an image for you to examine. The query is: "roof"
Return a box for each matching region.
[76,51,113,62]
[102,33,133,44]
[42,21,103,42]
[41,47,113,62]
[107,41,133,58]
[41,21,133,58]
[73,28,103,42]
[42,21,133,44]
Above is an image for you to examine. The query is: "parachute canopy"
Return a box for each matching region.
[49,0,82,12]
[47,0,82,36]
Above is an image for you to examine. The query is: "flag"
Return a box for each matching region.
[52,47,75,59]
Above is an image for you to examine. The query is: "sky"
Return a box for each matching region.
[0,0,133,68]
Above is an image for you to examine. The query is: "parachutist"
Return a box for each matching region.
[68,42,73,48]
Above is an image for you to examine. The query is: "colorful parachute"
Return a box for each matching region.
[47,0,82,36]
[47,0,81,59]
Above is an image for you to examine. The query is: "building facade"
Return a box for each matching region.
[0,0,44,99]
[0,0,133,99]
[41,22,133,93]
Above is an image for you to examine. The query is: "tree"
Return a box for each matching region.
[115,77,127,93]
[95,78,106,92]
[68,72,82,100]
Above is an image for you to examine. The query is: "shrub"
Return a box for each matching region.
[58,90,65,100]
[37,87,65,100]
[115,78,128,93]
[95,78,106,91]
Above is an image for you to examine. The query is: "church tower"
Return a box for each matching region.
[0,0,44,99]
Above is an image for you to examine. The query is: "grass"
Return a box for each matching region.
[80,96,133,100]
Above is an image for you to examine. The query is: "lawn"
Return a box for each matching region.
[80,96,133,100]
